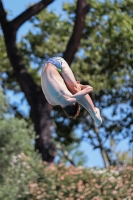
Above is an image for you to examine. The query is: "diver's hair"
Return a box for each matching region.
[63,102,80,118]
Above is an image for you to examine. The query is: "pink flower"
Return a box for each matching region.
[103,191,107,195]
[112,190,117,195]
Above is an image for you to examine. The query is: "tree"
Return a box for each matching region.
[79,0,133,166]
[30,0,133,167]
[1,0,133,168]
[0,0,90,162]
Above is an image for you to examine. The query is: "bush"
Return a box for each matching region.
[0,90,42,199]
[29,164,133,200]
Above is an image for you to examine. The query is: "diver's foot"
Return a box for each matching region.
[94,107,102,126]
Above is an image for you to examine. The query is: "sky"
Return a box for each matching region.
[2,0,130,168]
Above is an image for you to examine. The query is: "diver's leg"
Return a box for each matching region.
[60,59,102,126]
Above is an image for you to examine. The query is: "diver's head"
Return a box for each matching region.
[63,102,80,118]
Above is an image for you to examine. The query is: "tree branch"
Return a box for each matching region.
[57,144,76,166]
[0,0,7,23]
[63,0,90,65]
[11,0,54,31]
[94,127,109,168]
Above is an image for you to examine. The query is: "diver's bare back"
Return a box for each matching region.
[41,63,72,107]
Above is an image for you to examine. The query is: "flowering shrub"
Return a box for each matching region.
[29,163,133,200]
[0,152,133,199]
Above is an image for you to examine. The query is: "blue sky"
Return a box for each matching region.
[2,0,130,167]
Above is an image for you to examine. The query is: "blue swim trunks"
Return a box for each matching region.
[46,57,63,73]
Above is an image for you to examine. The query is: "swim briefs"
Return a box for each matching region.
[46,57,63,73]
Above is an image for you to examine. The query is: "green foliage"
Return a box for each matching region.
[109,138,132,165]
[81,0,133,92]
[0,35,10,73]
[0,89,41,199]
[0,88,8,119]
[0,34,19,92]
[56,140,88,166]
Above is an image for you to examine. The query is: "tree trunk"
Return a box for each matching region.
[95,127,109,168]
[63,0,90,65]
